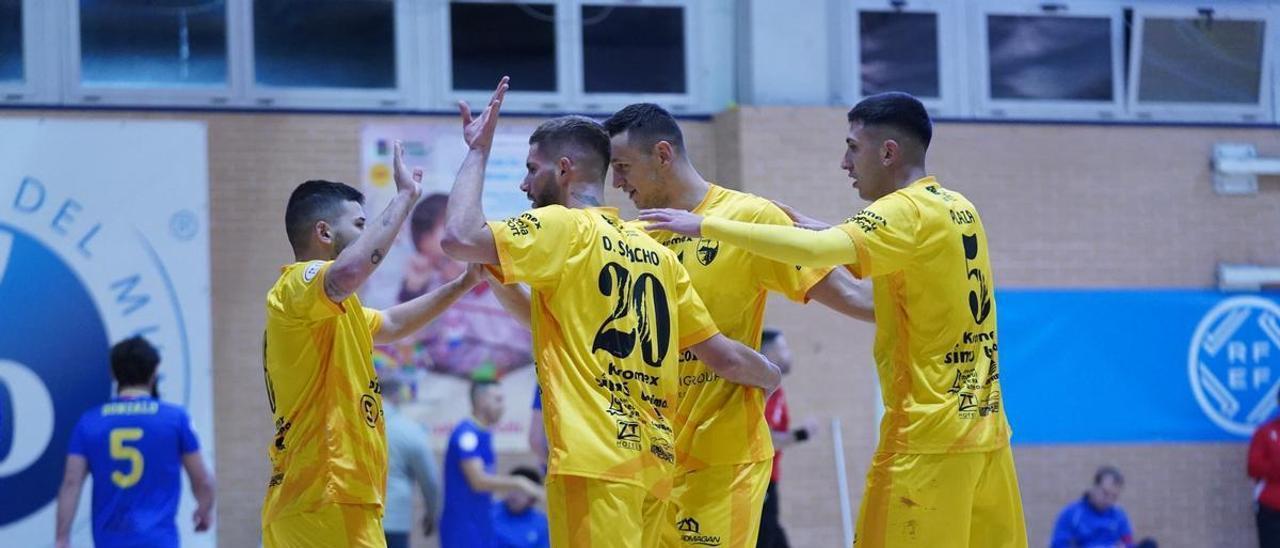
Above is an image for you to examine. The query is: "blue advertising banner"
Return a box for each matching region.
[999,290,1280,444]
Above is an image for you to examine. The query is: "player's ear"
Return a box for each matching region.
[557,156,573,180]
[882,139,899,167]
[315,220,333,244]
[655,141,674,167]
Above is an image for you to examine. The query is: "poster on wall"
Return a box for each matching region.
[999,290,1280,444]
[0,119,214,547]
[360,123,537,452]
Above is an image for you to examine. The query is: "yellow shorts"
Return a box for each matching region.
[854,445,1028,548]
[665,459,772,548]
[547,473,665,548]
[262,503,385,548]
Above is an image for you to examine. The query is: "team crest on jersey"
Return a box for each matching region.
[302,260,323,283]
[696,238,719,266]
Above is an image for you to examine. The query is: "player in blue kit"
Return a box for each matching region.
[54,336,215,548]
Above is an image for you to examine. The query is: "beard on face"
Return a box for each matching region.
[529,173,560,208]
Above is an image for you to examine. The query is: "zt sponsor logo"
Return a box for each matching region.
[1189,296,1280,436]
[958,393,978,418]
[675,517,722,546]
[962,233,992,325]
[696,238,719,266]
[616,421,641,451]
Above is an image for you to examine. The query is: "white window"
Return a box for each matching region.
[1,0,57,105]
[571,0,699,113]
[436,0,568,113]
[840,0,965,118]
[1129,5,1274,123]
[64,0,238,107]
[970,1,1125,121]
[243,0,415,110]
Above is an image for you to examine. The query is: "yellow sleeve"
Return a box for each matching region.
[363,307,383,337]
[485,206,581,290]
[700,217,858,269]
[672,263,720,349]
[835,193,920,279]
[749,202,835,303]
[271,260,345,322]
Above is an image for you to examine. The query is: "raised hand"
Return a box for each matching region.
[393,140,423,198]
[772,200,831,231]
[459,76,510,151]
[637,208,705,237]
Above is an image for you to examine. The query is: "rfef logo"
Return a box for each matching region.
[1189,296,1280,436]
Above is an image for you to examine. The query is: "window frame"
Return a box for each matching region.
[570,0,700,114]
[1128,3,1275,124]
[436,0,570,113]
[241,0,416,110]
[969,0,1126,121]
[62,0,241,107]
[839,0,966,118]
[1,0,59,105]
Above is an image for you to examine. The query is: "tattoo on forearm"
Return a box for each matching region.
[371,249,384,265]
[571,191,602,207]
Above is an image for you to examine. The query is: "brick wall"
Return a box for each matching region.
[725,106,1280,548]
[5,106,1277,547]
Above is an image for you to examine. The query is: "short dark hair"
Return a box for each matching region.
[409,193,449,249]
[111,336,160,387]
[470,379,499,406]
[847,92,933,150]
[603,103,685,154]
[510,465,542,485]
[529,116,611,181]
[284,180,364,253]
[1094,466,1124,486]
[761,329,782,349]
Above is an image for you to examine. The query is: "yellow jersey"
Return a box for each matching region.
[836,176,1010,454]
[487,205,718,487]
[642,184,829,471]
[262,261,387,523]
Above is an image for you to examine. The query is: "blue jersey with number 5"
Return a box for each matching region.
[68,396,200,548]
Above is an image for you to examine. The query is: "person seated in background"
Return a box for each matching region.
[492,466,550,548]
[1050,466,1156,548]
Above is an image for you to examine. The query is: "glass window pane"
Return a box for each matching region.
[79,0,228,88]
[582,5,685,94]
[0,0,20,83]
[987,15,1113,101]
[451,3,556,92]
[254,0,396,89]
[859,11,939,98]
[1138,17,1265,104]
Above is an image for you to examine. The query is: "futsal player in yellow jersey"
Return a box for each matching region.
[642,92,1028,548]
[261,143,485,547]
[602,103,875,548]
[438,78,783,548]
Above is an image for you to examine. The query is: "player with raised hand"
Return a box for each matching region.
[260,140,484,547]
[439,77,782,548]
